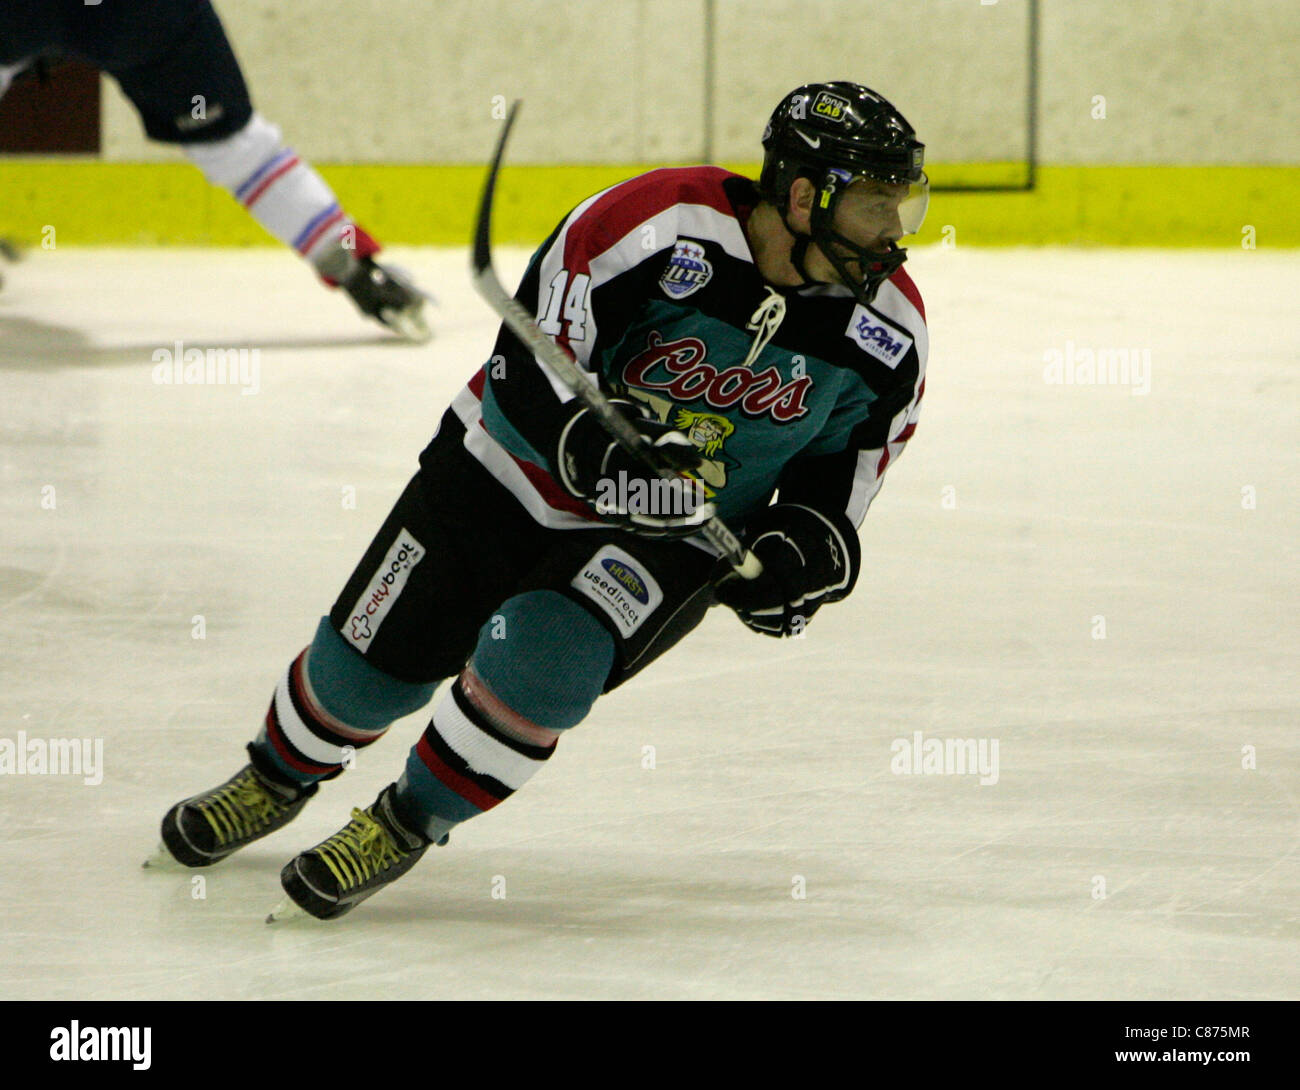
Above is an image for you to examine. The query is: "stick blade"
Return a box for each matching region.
[472,100,523,276]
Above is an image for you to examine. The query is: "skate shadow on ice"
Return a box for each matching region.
[353,855,911,942]
[0,315,399,370]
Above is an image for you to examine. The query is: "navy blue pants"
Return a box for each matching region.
[0,0,252,142]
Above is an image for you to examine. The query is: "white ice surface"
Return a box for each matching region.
[0,245,1296,1000]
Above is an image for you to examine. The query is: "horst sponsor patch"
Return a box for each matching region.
[660,239,713,300]
[846,304,913,368]
[570,545,663,636]
[345,531,426,649]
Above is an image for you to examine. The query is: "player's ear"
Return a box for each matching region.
[786,177,815,233]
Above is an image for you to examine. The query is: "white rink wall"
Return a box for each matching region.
[100,0,1298,165]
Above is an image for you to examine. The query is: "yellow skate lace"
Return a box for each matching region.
[200,771,284,845]
[313,808,403,892]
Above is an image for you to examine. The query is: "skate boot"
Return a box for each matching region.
[340,256,432,343]
[147,743,318,869]
[269,784,439,921]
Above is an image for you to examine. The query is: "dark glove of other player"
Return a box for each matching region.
[556,399,713,537]
[714,503,860,637]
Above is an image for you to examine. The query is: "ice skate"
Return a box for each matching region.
[340,256,432,343]
[146,744,318,869]
[269,784,436,921]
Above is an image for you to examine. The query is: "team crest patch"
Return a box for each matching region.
[345,531,426,650]
[570,545,663,636]
[846,304,913,368]
[660,240,713,300]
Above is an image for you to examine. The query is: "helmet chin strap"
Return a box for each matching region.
[780,209,904,306]
[819,233,908,307]
[780,210,818,288]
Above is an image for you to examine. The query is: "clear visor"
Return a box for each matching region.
[832,172,929,239]
[898,173,929,235]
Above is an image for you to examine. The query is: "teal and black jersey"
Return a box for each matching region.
[442,165,926,546]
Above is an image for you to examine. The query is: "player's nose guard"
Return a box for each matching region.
[789,167,929,306]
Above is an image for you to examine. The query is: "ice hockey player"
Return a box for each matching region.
[149,81,930,920]
[0,0,429,340]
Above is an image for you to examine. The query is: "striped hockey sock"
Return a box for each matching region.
[255,618,436,786]
[257,648,389,784]
[183,112,377,282]
[396,670,560,844]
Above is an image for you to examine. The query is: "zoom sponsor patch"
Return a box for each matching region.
[345,531,426,650]
[846,304,913,368]
[570,545,663,636]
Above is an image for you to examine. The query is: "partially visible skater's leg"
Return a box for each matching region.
[274,591,616,920]
[181,113,431,341]
[108,0,431,339]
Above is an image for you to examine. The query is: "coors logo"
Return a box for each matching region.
[622,330,811,422]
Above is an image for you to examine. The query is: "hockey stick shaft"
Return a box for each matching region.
[471,101,762,580]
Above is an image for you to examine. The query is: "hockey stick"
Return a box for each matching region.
[471,101,762,580]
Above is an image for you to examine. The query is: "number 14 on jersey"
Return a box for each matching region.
[537,270,592,341]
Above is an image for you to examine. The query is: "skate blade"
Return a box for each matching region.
[266,896,309,923]
[382,305,433,344]
[142,841,182,870]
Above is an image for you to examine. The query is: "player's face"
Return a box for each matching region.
[766,176,922,293]
[816,179,909,277]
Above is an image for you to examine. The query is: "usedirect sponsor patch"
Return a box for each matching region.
[345,531,426,649]
[570,545,663,636]
[846,304,913,368]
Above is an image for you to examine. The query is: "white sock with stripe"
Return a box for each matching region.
[397,670,560,841]
[182,112,372,280]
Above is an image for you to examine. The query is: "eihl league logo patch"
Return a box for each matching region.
[846,304,913,369]
[660,239,713,300]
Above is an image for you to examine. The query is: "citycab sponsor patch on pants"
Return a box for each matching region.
[345,531,426,649]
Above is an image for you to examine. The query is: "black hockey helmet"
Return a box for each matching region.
[759,82,928,304]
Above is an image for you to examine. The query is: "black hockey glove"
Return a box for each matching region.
[713,503,860,637]
[556,399,713,537]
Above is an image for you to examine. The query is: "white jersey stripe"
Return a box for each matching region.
[451,385,596,530]
[847,449,887,527]
[871,277,929,365]
[841,276,927,528]
[534,183,622,388]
